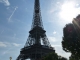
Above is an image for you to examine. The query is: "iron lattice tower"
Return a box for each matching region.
[16,0,55,60]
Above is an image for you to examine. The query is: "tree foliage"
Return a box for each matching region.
[69,55,80,60]
[62,15,80,59]
[41,52,67,60]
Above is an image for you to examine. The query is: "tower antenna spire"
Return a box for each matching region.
[31,0,43,29]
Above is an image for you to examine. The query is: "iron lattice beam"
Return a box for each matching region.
[16,0,55,60]
[31,0,43,29]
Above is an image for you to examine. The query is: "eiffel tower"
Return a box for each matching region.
[16,0,55,60]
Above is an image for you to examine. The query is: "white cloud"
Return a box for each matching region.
[49,8,55,14]
[48,35,71,59]
[0,42,21,55]
[0,41,21,48]
[54,46,71,59]
[13,43,21,47]
[52,44,61,47]
[51,44,71,59]
[53,31,57,34]
[0,42,7,47]
[48,1,61,14]
[48,37,57,43]
[57,2,60,4]
[8,6,18,22]
[0,0,10,6]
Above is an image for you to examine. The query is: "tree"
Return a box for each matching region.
[42,52,58,60]
[41,52,67,60]
[58,56,67,60]
[62,15,80,59]
[69,54,77,60]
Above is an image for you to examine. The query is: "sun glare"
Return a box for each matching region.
[59,1,80,23]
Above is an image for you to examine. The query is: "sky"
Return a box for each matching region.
[0,0,80,60]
